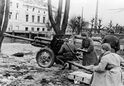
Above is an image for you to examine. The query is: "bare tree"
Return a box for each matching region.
[0,0,10,52]
[48,0,70,35]
[98,19,102,33]
[69,16,89,34]
[68,16,77,33]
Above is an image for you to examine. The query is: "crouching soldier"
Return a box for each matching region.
[56,38,77,70]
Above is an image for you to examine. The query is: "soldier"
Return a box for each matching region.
[102,29,120,53]
[79,32,98,66]
[88,43,124,86]
[56,38,77,70]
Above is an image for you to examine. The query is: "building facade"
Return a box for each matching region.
[8,0,56,34]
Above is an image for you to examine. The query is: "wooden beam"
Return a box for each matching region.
[67,61,93,73]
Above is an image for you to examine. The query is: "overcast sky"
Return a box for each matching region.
[51,0,124,26]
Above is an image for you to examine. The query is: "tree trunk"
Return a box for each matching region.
[0,0,10,52]
[0,0,5,31]
[56,0,62,27]
[0,35,4,52]
[61,0,70,34]
[48,0,58,34]
[48,0,70,35]
[2,0,10,33]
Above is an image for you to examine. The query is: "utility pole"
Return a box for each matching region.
[81,7,83,21]
[94,0,98,33]
[81,7,84,32]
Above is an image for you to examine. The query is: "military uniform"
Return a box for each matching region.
[81,38,98,66]
[102,34,120,52]
[57,42,77,65]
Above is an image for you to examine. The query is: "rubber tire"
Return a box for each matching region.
[36,47,55,68]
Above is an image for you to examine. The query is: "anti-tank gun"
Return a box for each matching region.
[4,33,102,70]
[4,33,69,68]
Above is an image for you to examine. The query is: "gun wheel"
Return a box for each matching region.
[36,48,55,68]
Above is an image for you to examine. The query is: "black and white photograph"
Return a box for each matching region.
[0,0,124,86]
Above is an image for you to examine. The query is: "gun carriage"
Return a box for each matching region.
[4,33,75,68]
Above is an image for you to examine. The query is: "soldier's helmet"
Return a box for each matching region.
[64,38,69,42]
[108,29,114,34]
[81,32,88,37]
[101,43,111,51]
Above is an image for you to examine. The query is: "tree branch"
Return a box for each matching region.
[61,0,70,34]
[2,0,10,33]
[56,0,62,29]
[48,0,58,34]
[0,0,5,31]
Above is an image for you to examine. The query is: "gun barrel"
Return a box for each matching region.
[3,33,51,45]
[4,33,34,41]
